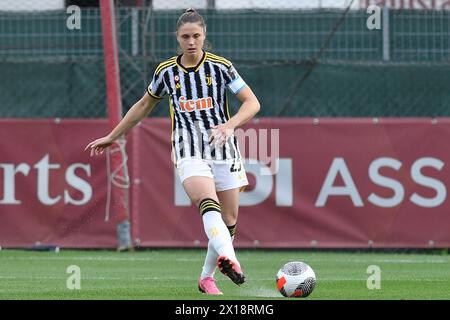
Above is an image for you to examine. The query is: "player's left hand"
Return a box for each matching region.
[209,123,234,147]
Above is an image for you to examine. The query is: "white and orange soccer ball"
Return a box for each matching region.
[276,261,316,298]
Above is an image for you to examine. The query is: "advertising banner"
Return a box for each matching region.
[1,118,450,248]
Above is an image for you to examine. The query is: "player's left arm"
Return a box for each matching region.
[227,86,260,129]
[210,86,260,146]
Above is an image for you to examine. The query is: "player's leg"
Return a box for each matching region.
[215,187,244,283]
[182,176,238,293]
[217,187,240,239]
[200,187,239,282]
[204,158,248,285]
[183,176,236,259]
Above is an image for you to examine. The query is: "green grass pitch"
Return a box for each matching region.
[0,249,449,300]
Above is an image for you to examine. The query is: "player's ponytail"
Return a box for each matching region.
[177,8,206,33]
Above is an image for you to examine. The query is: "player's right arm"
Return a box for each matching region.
[85,92,159,156]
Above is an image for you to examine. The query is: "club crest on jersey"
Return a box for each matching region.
[206,75,213,86]
[179,96,213,112]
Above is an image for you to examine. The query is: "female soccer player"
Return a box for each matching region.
[85,8,260,295]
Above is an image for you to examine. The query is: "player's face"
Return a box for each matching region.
[177,22,206,58]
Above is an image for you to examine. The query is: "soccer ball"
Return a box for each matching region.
[276,261,316,298]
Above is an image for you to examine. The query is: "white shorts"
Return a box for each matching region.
[176,158,249,192]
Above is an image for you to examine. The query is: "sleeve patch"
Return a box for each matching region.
[227,77,247,95]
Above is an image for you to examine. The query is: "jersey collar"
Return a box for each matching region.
[176,50,206,73]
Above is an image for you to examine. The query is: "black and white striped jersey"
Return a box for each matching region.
[147,51,247,164]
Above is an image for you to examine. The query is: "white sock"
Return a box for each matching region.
[202,211,236,259]
[201,232,236,279]
[201,240,218,279]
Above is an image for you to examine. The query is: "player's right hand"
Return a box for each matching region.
[84,136,115,157]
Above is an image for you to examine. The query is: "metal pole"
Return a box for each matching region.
[131,7,139,56]
[382,5,390,61]
[207,0,215,10]
[100,0,132,251]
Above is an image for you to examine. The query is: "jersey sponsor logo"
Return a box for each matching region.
[179,96,213,112]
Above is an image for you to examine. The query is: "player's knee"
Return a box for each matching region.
[222,209,238,225]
